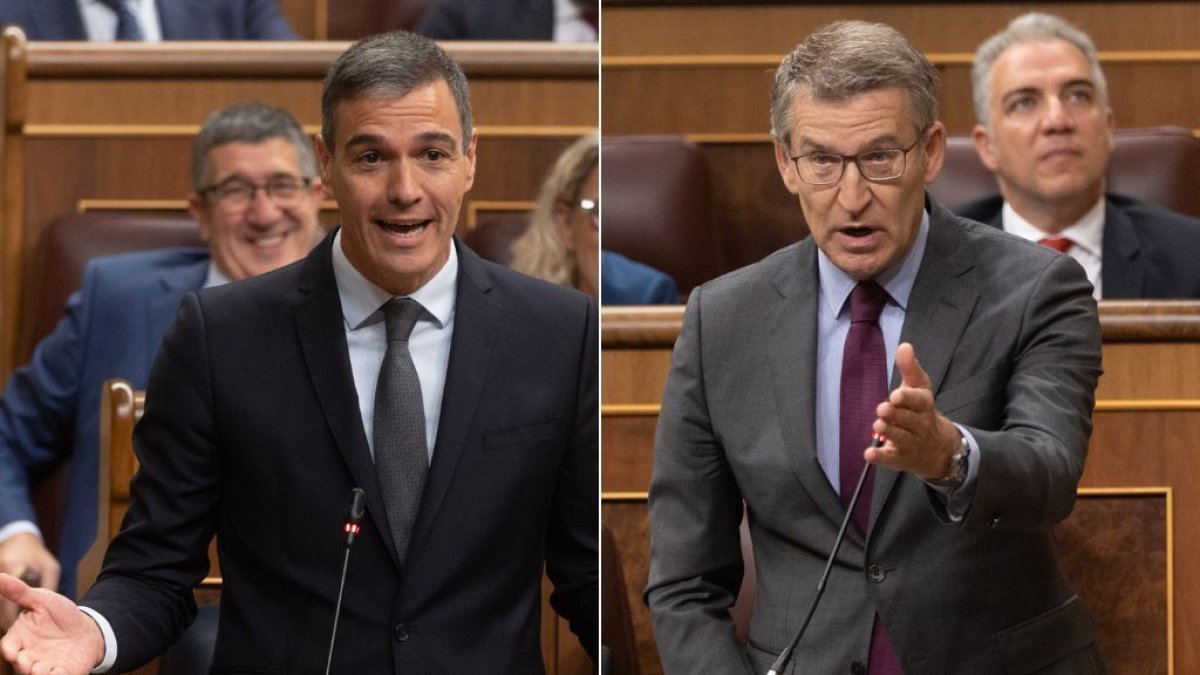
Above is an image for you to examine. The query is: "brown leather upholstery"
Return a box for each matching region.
[461,210,531,267]
[601,524,640,675]
[20,213,203,364]
[930,125,1200,218]
[602,135,723,296]
[23,212,201,571]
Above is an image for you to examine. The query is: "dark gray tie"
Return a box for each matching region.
[100,0,144,40]
[373,298,428,563]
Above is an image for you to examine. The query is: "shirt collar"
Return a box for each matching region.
[1001,197,1105,258]
[817,209,929,318]
[331,229,458,331]
[204,262,231,289]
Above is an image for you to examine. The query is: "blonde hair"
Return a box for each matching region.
[510,133,598,287]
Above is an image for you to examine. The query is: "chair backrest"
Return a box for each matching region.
[930,126,1200,218]
[602,135,723,296]
[461,210,531,267]
[24,213,203,563]
[601,523,641,675]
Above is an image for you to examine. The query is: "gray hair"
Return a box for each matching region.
[321,30,473,152]
[972,13,1108,127]
[191,101,316,191]
[770,21,938,148]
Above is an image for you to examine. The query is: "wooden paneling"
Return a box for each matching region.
[0,39,597,381]
[602,3,1200,56]
[601,303,1200,674]
[603,55,1200,137]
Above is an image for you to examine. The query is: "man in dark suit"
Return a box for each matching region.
[0,101,323,609]
[0,31,596,674]
[417,0,597,42]
[0,0,295,41]
[962,12,1200,299]
[646,21,1105,674]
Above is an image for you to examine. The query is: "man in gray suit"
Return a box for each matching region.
[646,20,1106,674]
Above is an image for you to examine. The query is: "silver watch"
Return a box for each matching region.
[931,435,970,487]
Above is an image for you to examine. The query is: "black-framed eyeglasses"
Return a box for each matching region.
[199,175,313,209]
[789,128,929,185]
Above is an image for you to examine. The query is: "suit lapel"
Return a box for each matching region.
[292,232,401,565]
[870,200,979,531]
[768,241,854,541]
[145,253,208,371]
[1099,199,1146,298]
[409,240,500,555]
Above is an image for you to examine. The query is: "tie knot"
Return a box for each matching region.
[850,281,888,323]
[1038,237,1074,254]
[381,298,423,342]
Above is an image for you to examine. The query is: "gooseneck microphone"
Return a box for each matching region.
[325,487,367,675]
[766,434,881,675]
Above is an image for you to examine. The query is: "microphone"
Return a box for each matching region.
[766,433,882,675]
[325,487,367,675]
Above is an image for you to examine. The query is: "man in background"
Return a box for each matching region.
[647,20,1104,673]
[418,0,597,42]
[0,0,296,40]
[0,101,324,616]
[962,12,1200,298]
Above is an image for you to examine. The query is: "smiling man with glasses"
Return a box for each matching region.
[0,101,322,625]
[648,20,1105,675]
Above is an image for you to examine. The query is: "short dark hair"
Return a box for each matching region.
[321,30,474,152]
[770,20,938,148]
[191,101,315,191]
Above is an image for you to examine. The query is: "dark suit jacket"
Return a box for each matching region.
[0,248,207,598]
[646,198,1105,674]
[82,232,598,673]
[956,194,1200,299]
[0,0,296,40]
[417,0,553,40]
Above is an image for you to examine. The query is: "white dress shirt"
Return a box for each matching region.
[1002,198,1105,300]
[553,0,597,42]
[77,0,163,41]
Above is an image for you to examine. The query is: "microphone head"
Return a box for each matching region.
[347,488,367,523]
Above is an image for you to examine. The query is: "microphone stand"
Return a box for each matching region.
[325,488,366,675]
[767,436,878,675]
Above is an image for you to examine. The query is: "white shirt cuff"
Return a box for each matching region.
[77,606,117,673]
[0,520,42,544]
[924,424,981,522]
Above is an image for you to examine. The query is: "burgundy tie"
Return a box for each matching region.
[839,281,903,675]
[1038,237,1073,253]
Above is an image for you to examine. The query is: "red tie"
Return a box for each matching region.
[1038,237,1073,253]
[839,281,903,675]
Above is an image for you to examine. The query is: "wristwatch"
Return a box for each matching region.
[930,434,970,487]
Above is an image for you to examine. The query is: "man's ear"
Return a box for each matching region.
[971,123,1000,172]
[188,194,212,242]
[774,140,802,196]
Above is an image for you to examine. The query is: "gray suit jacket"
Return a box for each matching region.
[646,198,1105,674]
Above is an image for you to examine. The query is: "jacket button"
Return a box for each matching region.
[393,622,410,642]
[851,661,867,675]
[989,515,1002,529]
[867,564,886,583]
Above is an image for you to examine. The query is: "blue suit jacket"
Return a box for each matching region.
[0,0,295,40]
[0,248,208,597]
[601,250,679,305]
[956,194,1200,299]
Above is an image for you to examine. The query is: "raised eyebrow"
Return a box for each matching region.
[343,132,385,154]
[796,134,903,155]
[417,130,459,150]
[1062,79,1097,93]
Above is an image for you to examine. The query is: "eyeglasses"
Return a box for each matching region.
[789,129,928,185]
[199,175,312,209]
[578,197,599,227]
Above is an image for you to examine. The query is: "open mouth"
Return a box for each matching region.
[375,218,432,237]
[244,230,293,249]
[842,226,874,238]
